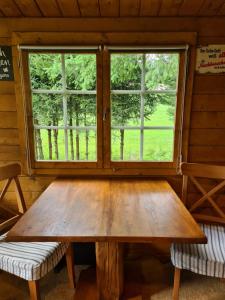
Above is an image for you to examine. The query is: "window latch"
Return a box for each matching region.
[103,110,107,121]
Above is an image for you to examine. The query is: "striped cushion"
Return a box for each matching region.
[171,223,225,278]
[0,233,69,281]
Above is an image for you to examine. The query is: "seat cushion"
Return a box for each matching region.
[171,223,225,278]
[0,233,69,281]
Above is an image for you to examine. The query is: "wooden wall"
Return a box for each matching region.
[0,17,225,212]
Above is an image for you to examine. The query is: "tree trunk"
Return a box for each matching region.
[84,112,89,160]
[69,115,74,160]
[47,122,52,160]
[35,119,44,160]
[53,118,59,159]
[85,130,89,160]
[120,129,124,160]
[75,103,80,160]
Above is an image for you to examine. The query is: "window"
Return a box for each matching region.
[21,44,188,175]
[110,52,179,162]
[29,53,97,162]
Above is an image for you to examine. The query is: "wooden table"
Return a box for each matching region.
[7,178,206,300]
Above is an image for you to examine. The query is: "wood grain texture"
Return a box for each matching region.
[0,0,23,17]
[198,0,225,16]
[191,112,225,128]
[56,0,80,17]
[159,0,183,16]
[96,242,123,300]
[190,129,225,146]
[140,0,161,16]
[194,75,225,94]
[7,179,206,243]
[120,0,140,16]
[178,0,205,16]
[35,0,62,17]
[0,95,16,112]
[78,0,100,16]
[99,0,119,17]
[14,0,42,17]
[192,95,225,112]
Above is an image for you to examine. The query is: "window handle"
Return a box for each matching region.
[103,110,107,121]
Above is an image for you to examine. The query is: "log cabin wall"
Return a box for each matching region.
[0,17,225,212]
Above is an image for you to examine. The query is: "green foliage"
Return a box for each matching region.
[29,51,179,161]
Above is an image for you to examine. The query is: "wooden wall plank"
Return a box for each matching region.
[99,0,119,17]
[189,146,225,162]
[218,3,225,15]
[0,129,19,145]
[0,82,15,94]
[178,0,205,16]
[194,75,225,94]
[14,0,42,17]
[190,129,225,146]
[199,36,225,45]
[2,17,225,36]
[78,0,100,17]
[0,112,17,128]
[191,112,225,128]
[192,95,225,111]
[0,0,23,17]
[0,145,20,161]
[12,31,197,46]
[0,95,16,111]
[56,0,80,17]
[35,0,62,17]
[120,0,140,16]
[140,0,161,16]
[159,0,184,16]
[198,0,225,16]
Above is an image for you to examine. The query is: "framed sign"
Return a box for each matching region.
[196,45,225,74]
[0,46,14,81]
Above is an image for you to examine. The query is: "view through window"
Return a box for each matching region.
[28,50,180,164]
[111,53,179,161]
[29,53,97,161]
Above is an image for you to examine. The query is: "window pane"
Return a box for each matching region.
[111,54,142,90]
[144,96,176,126]
[29,54,62,90]
[34,129,65,160]
[68,129,96,161]
[65,54,96,90]
[29,52,97,162]
[145,53,179,90]
[143,130,174,161]
[111,129,140,161]
[110,52,179,162]
[32,94,63,126]
[111,94,140,126]
[67,95,96,127]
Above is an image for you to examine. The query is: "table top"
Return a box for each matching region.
[7,178,206,243]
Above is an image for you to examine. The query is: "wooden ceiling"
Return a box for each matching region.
[0,0,225,18]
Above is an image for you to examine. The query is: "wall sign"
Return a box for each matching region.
[0,46,14,81]
[196,45,225,74]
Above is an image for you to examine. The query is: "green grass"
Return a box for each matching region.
[37,104,174,162]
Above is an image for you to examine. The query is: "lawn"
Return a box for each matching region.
[37,104,174,162]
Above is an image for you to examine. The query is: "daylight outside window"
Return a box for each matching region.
[110,53,179,162]
[29,53,97,161]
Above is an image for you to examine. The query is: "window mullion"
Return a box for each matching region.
[61,54,69,161]
[140,54,145,161]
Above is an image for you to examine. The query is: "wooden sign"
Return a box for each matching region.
[196,45,225,74]
[0,46,14,81]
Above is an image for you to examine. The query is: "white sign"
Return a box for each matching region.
[196,45,225,73]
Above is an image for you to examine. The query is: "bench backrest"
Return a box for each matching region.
[181,162,225,224]
[0,163,27,233]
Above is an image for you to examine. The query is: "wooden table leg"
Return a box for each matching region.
[96,242,124,300]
